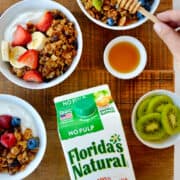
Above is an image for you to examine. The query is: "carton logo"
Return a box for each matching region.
[68,134,128,180]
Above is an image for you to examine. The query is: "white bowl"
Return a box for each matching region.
[0,94,47,179]
[103,36,147,79]
[0,0,83,89]
[76,0,160,30]
[131,90,180,149]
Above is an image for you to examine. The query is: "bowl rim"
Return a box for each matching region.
[0,94,47,179]
[103,35,147,79]
[131,89,180,149]
[0,0,83,89]
[76,0,160,30]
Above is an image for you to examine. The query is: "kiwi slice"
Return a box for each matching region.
[161,104,180,135]
[147,95,173,113]
[92,0,103,11]
[137,97,152,119]
[136,113,166,141]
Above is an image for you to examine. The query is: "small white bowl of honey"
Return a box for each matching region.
[103,36,147,79]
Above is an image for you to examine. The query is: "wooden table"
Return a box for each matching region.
[0,0,174,179]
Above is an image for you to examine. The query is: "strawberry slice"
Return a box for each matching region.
[12,25,32,46]
[23,70,43,83]
[0,115,12,129]
[36,12,53,32]
[0,132,17,148]
[18,49,38,69]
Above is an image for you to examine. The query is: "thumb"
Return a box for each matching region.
[153,22,180,59]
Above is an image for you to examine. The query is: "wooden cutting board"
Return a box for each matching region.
[0,0,173,179]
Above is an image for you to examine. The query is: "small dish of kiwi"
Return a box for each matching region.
[131,90,180,149]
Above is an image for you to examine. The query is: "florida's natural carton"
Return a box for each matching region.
[54,85,135,180]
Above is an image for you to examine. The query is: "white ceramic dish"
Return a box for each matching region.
[131,90,180,149]
[103,36,147,79]
[0,94,47,180]
[0,0,83,89]
[76,0,160,30]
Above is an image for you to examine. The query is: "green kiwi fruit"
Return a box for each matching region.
[136,113,166,141]
[161,104,180,135]
[137,97,152,119]
[147,95,173,113]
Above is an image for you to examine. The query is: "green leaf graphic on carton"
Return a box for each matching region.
[94,90,109,100]
[94,90,113,107]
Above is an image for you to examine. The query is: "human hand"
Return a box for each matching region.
[153,10,180,61]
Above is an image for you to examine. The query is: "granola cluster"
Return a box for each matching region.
[0,115,39,175]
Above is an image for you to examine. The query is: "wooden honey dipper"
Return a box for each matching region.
[116,0,159,23]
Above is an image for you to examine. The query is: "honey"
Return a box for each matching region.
[108,42,140,73]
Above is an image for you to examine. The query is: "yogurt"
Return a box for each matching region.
[4,11,44,42]
[0,99,37,136]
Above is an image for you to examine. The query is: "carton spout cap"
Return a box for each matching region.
[72,97,96,118]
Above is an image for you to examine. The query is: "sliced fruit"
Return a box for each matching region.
[18,49,38,69]
[92,0,103,11]
[136,113,167,141]
[12,25,32,46]
[27,31,47,50]
[161,104,180,135]
[1,40,10,61]
[23,70,43,83]
[0,115,12,129]
[147,95,173,113]
[137,97,152,119]
[0,132,17,148]
[36,12,53,32]
[9,46,27,68]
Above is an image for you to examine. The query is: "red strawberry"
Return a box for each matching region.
[0,115,12,129]
[0,132,17,148]
[12,25,32,46]
[18,49,38,69]
[36,12,53,32]
[23,70,43,83]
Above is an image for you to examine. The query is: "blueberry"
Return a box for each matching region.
[11,117,21,127]
[27,138,39,150]
[106,18,115,26]
[137,12,145,20]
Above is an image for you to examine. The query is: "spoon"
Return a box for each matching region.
[116,0,159,23]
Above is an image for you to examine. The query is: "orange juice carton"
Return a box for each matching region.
[54,85,135,180]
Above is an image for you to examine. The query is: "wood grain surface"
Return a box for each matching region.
[0,0,173,180]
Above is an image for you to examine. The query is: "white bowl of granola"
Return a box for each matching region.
[0,94,47,179]
[77,0,160,30]
[0,0,83,89]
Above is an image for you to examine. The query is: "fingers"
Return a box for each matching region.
[157,10,180,27]
[153,22,180,60]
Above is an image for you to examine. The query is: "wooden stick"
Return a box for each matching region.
[138,6,159,23]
